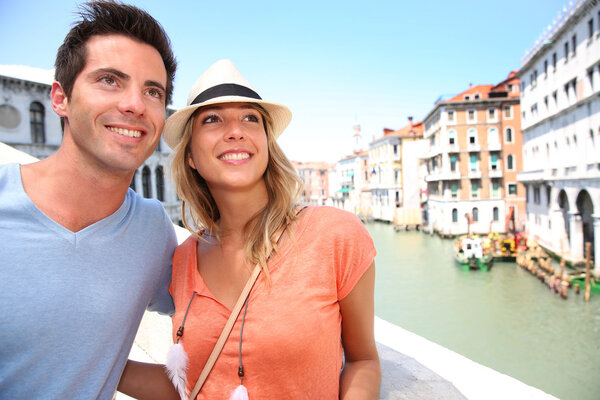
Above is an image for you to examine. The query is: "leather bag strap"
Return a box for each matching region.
[188,263,262,400]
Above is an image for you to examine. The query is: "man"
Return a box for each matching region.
[0,2,178,398]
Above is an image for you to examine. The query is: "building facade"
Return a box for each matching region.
[518,0,600,269]
[423,73,525,236]
[333,151,371,218]
[368,118,425,224]
[0,65,182,224]
[293,160,333,206]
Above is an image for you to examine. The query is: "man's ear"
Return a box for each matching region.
[51,82,69,117]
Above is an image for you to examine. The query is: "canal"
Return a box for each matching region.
[368,222,600,400]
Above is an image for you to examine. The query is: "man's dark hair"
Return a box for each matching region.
[55,1,177,105]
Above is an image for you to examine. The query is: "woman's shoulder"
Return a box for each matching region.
[303,205,365,230]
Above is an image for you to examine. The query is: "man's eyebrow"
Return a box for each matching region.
[92,68,166,93]
[94,67,129,80]
[146,80,166,93]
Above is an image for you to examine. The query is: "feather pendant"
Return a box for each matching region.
[165,342,189,400]
[230,384,249,400]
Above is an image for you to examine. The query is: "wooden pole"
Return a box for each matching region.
[585,242,591,302]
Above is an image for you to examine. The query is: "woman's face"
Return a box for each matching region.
[187,102,269,193]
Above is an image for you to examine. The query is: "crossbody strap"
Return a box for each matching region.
[188,263,262,400]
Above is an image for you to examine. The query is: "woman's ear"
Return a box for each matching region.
[187,153,197,171]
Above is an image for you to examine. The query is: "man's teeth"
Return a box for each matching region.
[109,127,142,138]
[219,152,250,161]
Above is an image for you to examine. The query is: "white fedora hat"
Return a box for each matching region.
[163,59,292,150]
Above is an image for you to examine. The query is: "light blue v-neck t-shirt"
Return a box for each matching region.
[0,163,177,399]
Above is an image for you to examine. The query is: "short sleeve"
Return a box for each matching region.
[314,207,376,300]
[146,209,177,315]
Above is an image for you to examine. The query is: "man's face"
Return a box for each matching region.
[54,34,167,176]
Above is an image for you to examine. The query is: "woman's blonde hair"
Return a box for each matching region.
[169,103,303,276]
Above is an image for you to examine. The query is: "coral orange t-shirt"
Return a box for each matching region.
[169,206,376,399]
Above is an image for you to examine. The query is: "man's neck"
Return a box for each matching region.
[20,151,133,232]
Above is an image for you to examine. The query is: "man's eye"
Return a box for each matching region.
[146,88,164,100]
[100,76,117,86]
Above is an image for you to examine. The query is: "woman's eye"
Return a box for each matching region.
[244,114,260,123]
[202,114,220,124]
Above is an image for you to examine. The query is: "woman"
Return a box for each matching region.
[120,59,380,400]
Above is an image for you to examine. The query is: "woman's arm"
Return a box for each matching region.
[339,262,381,400]
[117,360,180,400]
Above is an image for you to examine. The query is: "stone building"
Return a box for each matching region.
[423,72,524,236]
[0,65,182,224]
[368,118,425,224]
[293,160,333,206]
[517,0,600,270]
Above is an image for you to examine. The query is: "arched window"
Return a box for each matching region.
[30,102,45,144]
[130,170,137,191]
[452,208,458,222]
[472,207,479,222]
[142,166,151,198]
[155,166,165,202]
[507,154,514,170]
[505,127,513,143]
[493,207,499,221]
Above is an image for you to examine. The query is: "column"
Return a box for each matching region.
[569,212,584,261]
[593,215,600,277]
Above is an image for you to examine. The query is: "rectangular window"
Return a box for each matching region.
[565,41,569,61]
[492,181,499,197]
[544,59,548,76]
[503,105,512,118]
[589,18,594,40]
[572,34,577,57]
[470,154,477,171]
[468,110,475,121]
[491,154,498,169]
[553,52,557,71]
[508,183,517,195]
[450,155,457,172]
[451,183,458,198]
[534,187,541,204]
[471,181,479,197]
[447,110,454,121]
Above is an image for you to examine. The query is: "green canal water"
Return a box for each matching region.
[368,222,600,400]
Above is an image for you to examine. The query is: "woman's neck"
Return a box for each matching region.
[210,182,268,239]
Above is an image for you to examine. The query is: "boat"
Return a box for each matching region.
[454,236,493,271]
[570,275,600,294]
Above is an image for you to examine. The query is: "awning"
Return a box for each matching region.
[337,188,351,193]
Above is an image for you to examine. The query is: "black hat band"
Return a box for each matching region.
[191,83,262,105]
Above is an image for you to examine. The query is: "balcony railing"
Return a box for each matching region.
[487,142,501,152]
[489,168,503,178]
[467,143,481,152]
[468,169,482,179]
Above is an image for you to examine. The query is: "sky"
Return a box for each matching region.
[0,0,571,162]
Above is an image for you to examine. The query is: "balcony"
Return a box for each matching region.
[440,170,462,180]
[426,145,442,158]
[487,142,501,152]
[445,143,460,153]
[468,169,482,179]
[467,143,481,152]
[489,168,503,178]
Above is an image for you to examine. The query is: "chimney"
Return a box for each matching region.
[469,83,473,89]
[408,116,413,127]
